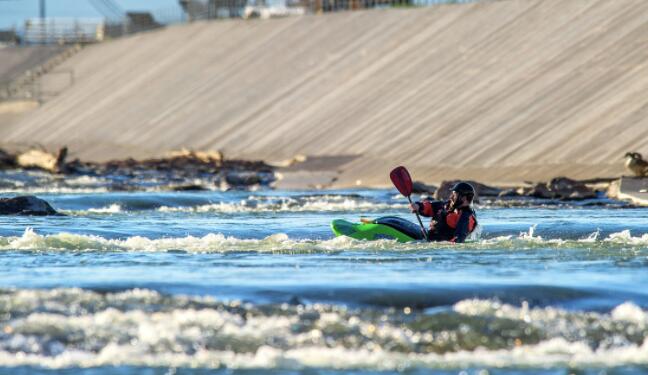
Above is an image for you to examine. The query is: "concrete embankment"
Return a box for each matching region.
[2,0,648,187]
[609,177,648,206]
[0,46,65,84]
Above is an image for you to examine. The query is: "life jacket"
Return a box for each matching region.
[419,200,477,242]
[430,208,477,242]
[445,209,477,232]
[420,200,477,233]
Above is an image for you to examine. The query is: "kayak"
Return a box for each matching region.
[331,216,426,242]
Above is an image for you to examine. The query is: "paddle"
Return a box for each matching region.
[390,166,429,241]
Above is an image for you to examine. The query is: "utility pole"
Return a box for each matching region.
[39,0,46,44]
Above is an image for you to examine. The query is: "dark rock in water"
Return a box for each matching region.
[108,183,140,192]
[225,171,262,187]
[168,184,208,191]
[550,177,598,200]
[527,183,552,199]
[0,196,58,215]
[527,177,596,200]
[411,181,437,194]
[434,180,502,200]
[0,149,16,169]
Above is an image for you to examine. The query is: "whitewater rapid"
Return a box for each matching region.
[0,288,647,370]
[0,188,646,374]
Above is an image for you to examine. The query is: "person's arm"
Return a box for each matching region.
[410,199,435,217]
[452,210,472,243]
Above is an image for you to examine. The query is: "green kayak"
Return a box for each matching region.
[331,216,426,242]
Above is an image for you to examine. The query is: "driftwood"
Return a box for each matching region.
[16,147,67,173]
[168,149,223,165]
[0,146,275,189]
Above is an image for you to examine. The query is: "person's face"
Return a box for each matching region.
[450,191,467,207]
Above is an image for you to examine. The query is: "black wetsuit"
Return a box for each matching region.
[415,199,477,243]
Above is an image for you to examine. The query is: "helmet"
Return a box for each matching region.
[451,182,475,197]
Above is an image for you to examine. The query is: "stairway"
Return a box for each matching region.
[0,44,82,102]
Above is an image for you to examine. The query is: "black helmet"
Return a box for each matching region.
[451,182,475,197]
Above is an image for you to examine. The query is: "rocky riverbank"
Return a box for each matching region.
[0,146,645,211]
[410,176,646,207]
[0,147,275,191]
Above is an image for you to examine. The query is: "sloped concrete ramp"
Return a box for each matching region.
[0,46,64,83]
[2,0,648,186]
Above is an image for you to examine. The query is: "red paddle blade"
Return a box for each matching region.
[390,166,413,196]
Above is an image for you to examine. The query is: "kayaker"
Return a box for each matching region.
[410,182,478,243]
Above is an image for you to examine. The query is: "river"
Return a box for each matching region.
[0,185,647,374]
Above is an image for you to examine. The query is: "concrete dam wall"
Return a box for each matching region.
[2,0,648,186]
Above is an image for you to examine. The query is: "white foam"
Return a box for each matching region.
[0,187,111,194]
[62,175,107,186]
[0,289,647,369]
[159,196,405,213]
[453,299,648,350]
[0,228,349,253]
[86,204,123,214]
[0,325,646,370]
[612,302,648,326]
[0,227,647,253]
[605,230,648,245]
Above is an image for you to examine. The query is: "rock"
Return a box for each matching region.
[108,183,139,192]
[606,179,621,200]
[411,181,437,195]
[0,196,58,215]
[6,145,276,192]
[16,147,67,173]
[0,149,16,169]
[96,152,272,177]
[498,188,521,197]
[527,182,553,199]
[526,177,597,200]
[225,171,262,187]
[550,177,597,199]
[167,184,208,191]
[434,180,502,200]
[606,177,648,206]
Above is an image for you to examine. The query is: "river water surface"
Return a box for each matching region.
[0,185,647,374]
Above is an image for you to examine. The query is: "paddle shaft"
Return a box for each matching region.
[407,196,429,241]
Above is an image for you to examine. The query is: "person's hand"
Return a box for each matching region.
[429,220,437,231]
[410,203,419,213]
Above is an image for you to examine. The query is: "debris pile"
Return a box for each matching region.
[0,147,275,190]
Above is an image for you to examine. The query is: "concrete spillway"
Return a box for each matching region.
[0,46,64,83]
[2,0,648,186]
